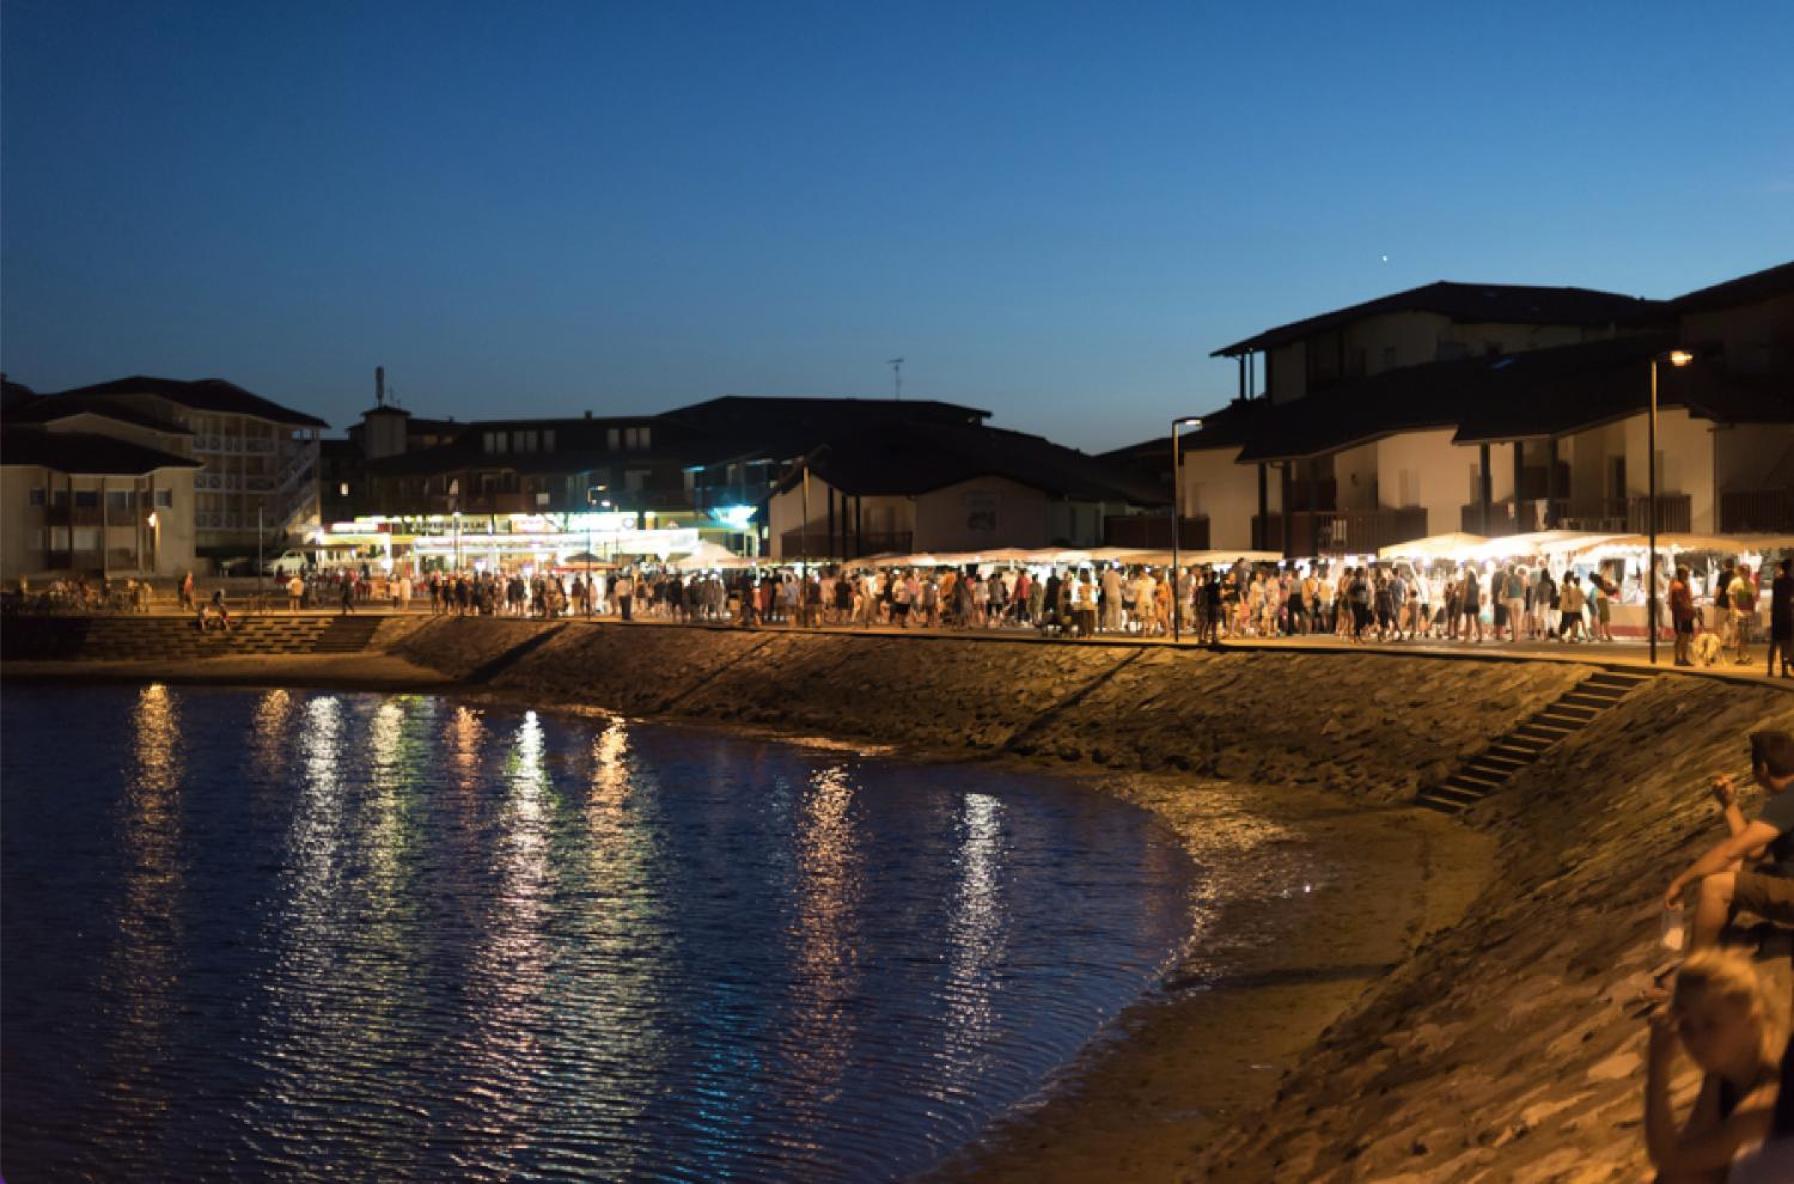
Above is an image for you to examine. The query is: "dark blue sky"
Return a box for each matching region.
[4,1,1790,451]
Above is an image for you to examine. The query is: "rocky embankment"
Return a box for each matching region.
[386,617,1794,1182]
[392,619,1586,805]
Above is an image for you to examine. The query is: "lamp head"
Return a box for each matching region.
[1174,416,1204,428]
[1668,350,1694,368]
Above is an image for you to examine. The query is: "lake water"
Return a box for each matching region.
[1,684,1195,1182]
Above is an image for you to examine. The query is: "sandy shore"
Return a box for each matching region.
[9,618,1794,1181]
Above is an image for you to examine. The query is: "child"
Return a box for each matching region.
[1644,949,1782,1179]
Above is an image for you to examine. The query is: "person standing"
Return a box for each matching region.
[615,569,634,621]
[1768,558,1793,680]
[287,572,304,612]
[179,570,196,611]
[1460,566,1483,642]
[1670,565,1698,668]
[1730,564,1758,666]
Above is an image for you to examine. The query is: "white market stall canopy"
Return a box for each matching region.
[1377,532,1487,560]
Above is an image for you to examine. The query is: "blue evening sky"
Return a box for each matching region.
[3,0,1790,451]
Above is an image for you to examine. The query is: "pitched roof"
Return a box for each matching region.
[0,427,203,475]
[50,375,328,428]
[1211,282,1667,357]
[4,393,193,435]
[776,421,1167,506]
[1181,331,1788,459]
[1671,260,1794,314]
[666,395,992,431]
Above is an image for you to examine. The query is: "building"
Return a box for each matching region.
[1,422,201,581]
[1130,264,1793,556]
[25,376,327,561]
[317,392,1155,567]
[763,416,1165,558]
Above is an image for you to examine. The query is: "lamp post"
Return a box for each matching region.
[586,484,607,616]
[1648,349,1694,666]
[1170,416,1204,643]
[452,509,462,573]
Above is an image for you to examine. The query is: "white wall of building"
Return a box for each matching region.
[914,476,1050,551]
[1179,446,1263,551]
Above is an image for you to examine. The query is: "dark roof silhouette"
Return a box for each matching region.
[1,428,203,475]
[51,375,328,428]
[1211,282,1666,357]
[774,420,1167,505]
[5,393,193,436]
[1162,332,1787,462]
[1672,260,1794,314]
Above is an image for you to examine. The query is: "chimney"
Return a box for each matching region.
[585,409,593,419]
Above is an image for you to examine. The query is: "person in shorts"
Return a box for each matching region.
[1665,731,1794,949]
[1669,565,1698,667]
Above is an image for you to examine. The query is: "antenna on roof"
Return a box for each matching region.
[375,366,386,407]
[887,357,904,401]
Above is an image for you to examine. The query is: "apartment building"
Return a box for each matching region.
[1144,263,1792,556]
[36,376,327,558]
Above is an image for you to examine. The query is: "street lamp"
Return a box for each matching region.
[452,509,462,572]
[1170,416,1204,643]
[586,484,608,616]
[1648,349,1694,666]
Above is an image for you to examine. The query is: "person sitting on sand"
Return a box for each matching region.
[1645,948,1782,1179]
[1664,731,1794,950]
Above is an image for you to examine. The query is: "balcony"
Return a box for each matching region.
[1103,514,1210,550]
[1463,494,1692,535]
[1253,507,1429,556]
[1721,489,1794,533]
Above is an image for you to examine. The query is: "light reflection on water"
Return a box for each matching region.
[2,685,1194,1183]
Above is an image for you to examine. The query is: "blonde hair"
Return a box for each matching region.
[1675,949,1784,1064]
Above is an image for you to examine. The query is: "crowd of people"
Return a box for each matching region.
[398,553,1793,674]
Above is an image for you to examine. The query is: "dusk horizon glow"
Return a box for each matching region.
[4,0,1790,450]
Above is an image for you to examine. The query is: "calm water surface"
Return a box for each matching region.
[2,684,1194,1182]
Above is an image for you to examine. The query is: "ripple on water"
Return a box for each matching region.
[1,684,1194,1182]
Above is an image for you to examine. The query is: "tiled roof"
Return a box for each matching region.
[1212,282,1667,357]
[51,375,328,428]
[0,427,203,475]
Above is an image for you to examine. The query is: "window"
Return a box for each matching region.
[339,482,350,497]
[483,431,498,454]
[520,430,538,453]
[74,490,99,508]
[29,488,46,506]
[51,489,69,507]
[607,428,622,451]
[155,489,173,508]
[1381,345,1397,371]
[107,490,133,512]
[542,429,555,453]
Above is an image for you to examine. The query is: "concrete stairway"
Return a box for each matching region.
[313,615,385,653]
[1416,667,1654,814]
[62,615,384,661]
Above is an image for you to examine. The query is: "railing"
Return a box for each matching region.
[1103,514,1210,549]
[1254,507,1429,556]
[1721,489,1794,533]
[1626,493,1691,533]
[1462,500,1560,536]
